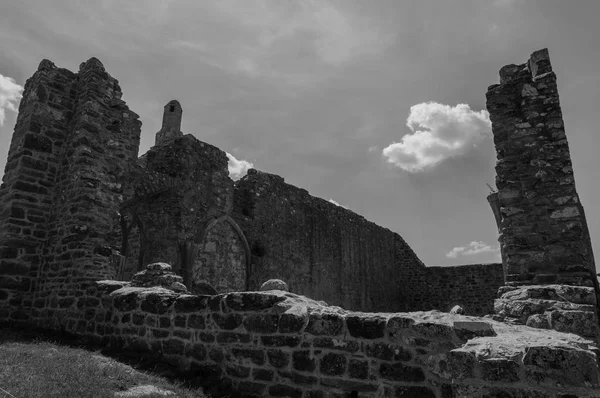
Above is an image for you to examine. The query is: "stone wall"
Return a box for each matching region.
[405,264,505,315]
[486,48,597,288]
[233,169,426,312]
[121,134,237,291]
[25,280,600,398]
[233,169,504,315]
[0,60,76,321]
[0,58,141,322]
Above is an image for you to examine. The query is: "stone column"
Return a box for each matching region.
[486,49,596,287]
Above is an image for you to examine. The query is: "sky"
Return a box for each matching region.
[1,0,600,267]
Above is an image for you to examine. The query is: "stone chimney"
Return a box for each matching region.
[155,100,183,145]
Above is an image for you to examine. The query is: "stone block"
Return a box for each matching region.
[252,368,274,381]
[346,315,386,339]
[523,346,600,387]
[225,364,250,378]
[236,381,266,395]
[393,386,437,398]
[173,295,209,312]
[319,378,378,393]
[379,362,425,382]
[216,332,251,344]
[366,342,411,361]
[549,310,599,338]
[278,311,307,333]
[212,312,242,330]
[313,337,359,353]
[267,349,290,368]
[225,292,285,311]
[319,352,346,376]
[349,358,369,379]
[232,348,266,365]
[261,335,300,347]
[479,358,521,383]
[453,321,497,340]
[139,291,176,314]
[306,312,344,336]
[243,313,278,334]
[278,370,317,385]
[269,384,302,398]
[292,350,316,372]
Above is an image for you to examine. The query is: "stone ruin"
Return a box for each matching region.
[0,49,599,397]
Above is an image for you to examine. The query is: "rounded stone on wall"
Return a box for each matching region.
[146,262,172,271]
[260,279,289,292]
[450,305,466,315]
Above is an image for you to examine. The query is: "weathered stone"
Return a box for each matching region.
[225,292,285,311]
[252,368,274,381]
[278,370,317,385]
[306,312,344,336]
[379,362,425,382]
[319,352,346,376]
[267,349,290,368]
[346,315,386,339]
[453,321,496,340]
[268,385,302,398]
[292,350,316,372]
[212,312,242,330]
[261,335,300,347]
[243,313,278,333]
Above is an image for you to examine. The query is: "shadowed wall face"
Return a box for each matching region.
[486,49,596,287]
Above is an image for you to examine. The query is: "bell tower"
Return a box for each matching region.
[155,100,183,145]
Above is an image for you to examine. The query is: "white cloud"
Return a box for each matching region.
[0,73,23,125]
[382,102,491,172]
[226,152,254,180]
[446,241,499,259]
[328,198,348,209]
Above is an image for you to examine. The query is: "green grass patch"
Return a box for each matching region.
[0,326,207,398]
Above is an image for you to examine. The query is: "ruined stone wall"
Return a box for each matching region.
[405,264,505,315]
[486,49,597,287]
[21,281,600,398]
[0,60,78,321]
[232,170,504,314]
[120,134,239,293]
[232,169,424,312]
[0,58,141,322]
[32,58,141,312]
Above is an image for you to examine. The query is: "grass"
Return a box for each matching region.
[0,326,208,398]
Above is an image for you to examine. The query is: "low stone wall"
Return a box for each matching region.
[34,280,600,397]
[494,284,600,340]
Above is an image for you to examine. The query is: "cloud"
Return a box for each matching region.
[382,102,491,172]
[226,152,254,180]
[0,73,23,125]
[328,198,348,209]
[206,0,392,79]
[446,241,499,259]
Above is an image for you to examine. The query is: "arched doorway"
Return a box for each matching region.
[192,216,250,294]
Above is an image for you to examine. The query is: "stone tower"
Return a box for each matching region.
[486,48,597,288]
[155,100,183,145]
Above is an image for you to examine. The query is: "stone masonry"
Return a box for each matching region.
[486,48,597,288]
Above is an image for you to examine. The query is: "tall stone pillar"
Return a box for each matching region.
[486,49,596,287]
[155,100,183,145]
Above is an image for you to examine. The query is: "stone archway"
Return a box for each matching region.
[192,215,250,294]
